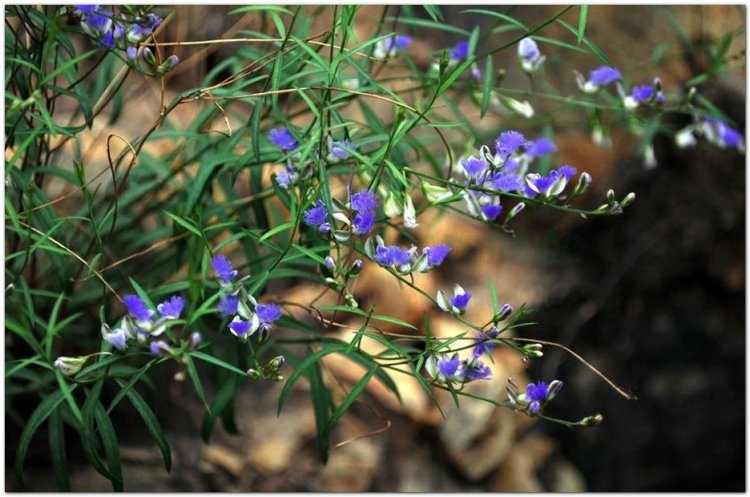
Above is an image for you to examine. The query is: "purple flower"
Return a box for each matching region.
[495,130,526,159]
[128,12,162,40]
[557,165,577,180]
[99,29,115,48]
[526,137,557,158]
[303,199,330,233]
[268,127,298,152]
[217,295,239,317]
[386,34,412,52]
[74,5,99,14]
[465,360,492,381]
[157,295,185,319]
[330,140,358,160]
[123,294,153,322]
[126,45,137,59]
[81,7,112,32]
[631,84,654,103]
[274,164,298,189]
[460,156,488,179]
[481,204,503,221]
[437,354,461,379]
[525,380,549,414]
[351,190,379,212]
[212,254,237,284]
[489,172,523,192]
[518,37,541,62]
[229,317,253,338]
[353,210,376,235]
[589,66,622,86]
[257,303,282,326]
[423,244,450,267]
[149,340,171,356]
[451,40,469,62]
[703,118,744,150]
[374,244,412,268]
[450,292,471,312]
[518,37,545,73]
[472,328,500,358]
[102,325,129,351]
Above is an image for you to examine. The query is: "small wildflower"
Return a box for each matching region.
[374,34,412,59]
[268,127,298,152]
[450,40,469,62]
[489,172,524,192]
[351,190,379,212]
[472,328,500,358]
[557,164,577,180]
[229,315,259,339]
[157,295,185,319]
[464,360,492,381]
[303,199,331,233]
[481,203,503,221]
[425,353,464,384]
[576,66,622,93]
[274,164,298,189]
[437,284,472,315]
[374,244,412,270]
[149,340,171,356]
[423,244,451,267]
[526,137,557,158]
[329,140,358,161]
[495,130,527,159]
[191,332,202,347]
[460,156,489,180]
[102,323,129,351]
[217,295,239,317]
[324,256,335,269]
[518,37,545,73]
[123,294,153,323]
[127,12,162,43]
[701,117,744,151]
[257,303,282,331]
[126,45,137,59]
[212,254,238,284]
[73,5,99,14]
[352,210,376,235]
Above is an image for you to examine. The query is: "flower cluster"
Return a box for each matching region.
[365,235,450,274]
[72,5,178,74]
[212,255,282,341]
[675,116,744,153]
[438,129,588,225]
[303,188,379,239]
[507,379,564,415]
[101,292,186,352]
[424,327,509,387]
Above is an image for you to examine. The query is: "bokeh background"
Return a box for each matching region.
[7,5,745,491]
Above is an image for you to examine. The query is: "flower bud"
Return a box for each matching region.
[572,172,592,197]
[582,413,604,426]
[523,343,544,358]
[384,192,403,218]
[54,356,87,376]
[350,259,363,274]
[158,54,179,74]
[142,47,156,66]
[403,194,418,228]
[503,97,534,118]
[324,256,335,270]
[174,371,187,382]
[498,303,513,320]
[504,202,525,223]
[267,355,286,371]
[621,192,636,208]
[191,332,202,347]
[606,189,616,206]
[247,368,262,379]
[422,182,453,204]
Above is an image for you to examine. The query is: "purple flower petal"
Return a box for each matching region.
[123,294,153,322]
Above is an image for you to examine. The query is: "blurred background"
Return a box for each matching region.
[7,4,745,491]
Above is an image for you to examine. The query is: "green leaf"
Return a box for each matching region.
[307,359,332,464]
[556,19,611,65]
[325,367,377,434]
[15,390,65,487]
[48,406,71,491]
[94,403,123,491]
[190,351,248,377]
[116,379,172,473]
[164,211,203,238]
[81,381,119,485]
[201,373,240,443]
[577,5,589,45]
[185,355,210,411]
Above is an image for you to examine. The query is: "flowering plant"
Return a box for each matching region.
[5,4,743,491]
